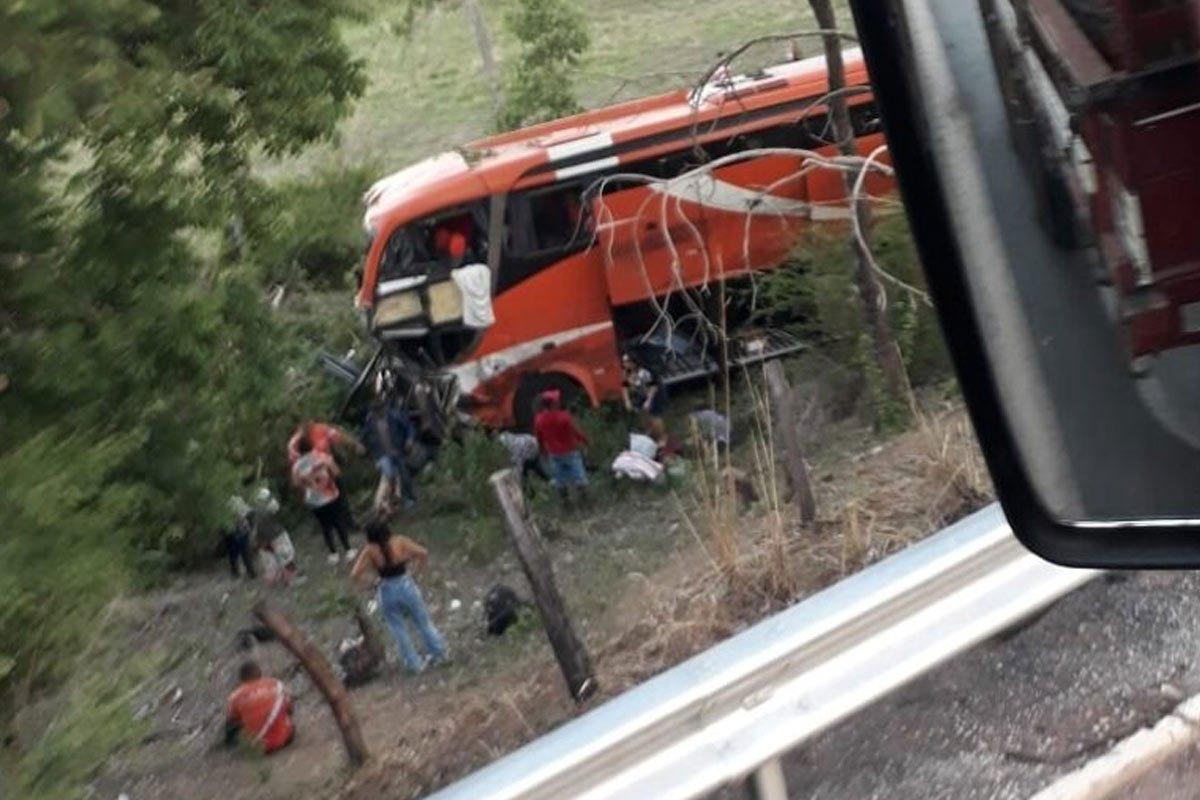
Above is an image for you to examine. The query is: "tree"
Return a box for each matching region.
[496,0,590,130]
[806,0,910,426]
[0,0,364,703]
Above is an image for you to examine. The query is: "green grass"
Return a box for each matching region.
[272,0,851,179]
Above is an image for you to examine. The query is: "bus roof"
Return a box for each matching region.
[363,48,869,234]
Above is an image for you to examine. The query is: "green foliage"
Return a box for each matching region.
[0,0,365,715]
[746,211,950,428]
[16,651,153,800]
[254,164,380,289]
[422,428,508,517]
[391,0,441,37]
[496,0,590,130]
[576,404,631,464]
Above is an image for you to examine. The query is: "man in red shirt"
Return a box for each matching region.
[224,660,294,754]
[532,390,589,504]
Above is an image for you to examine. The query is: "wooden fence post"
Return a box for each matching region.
[490,468,597,702]
[253,600,370,767]
[764,360,817,525]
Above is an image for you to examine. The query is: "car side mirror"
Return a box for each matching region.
[851,0,1200,566]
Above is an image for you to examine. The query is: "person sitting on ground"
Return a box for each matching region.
[360,395,417,514]
[291,434,358,565]
[689,404,732,448]
[351,520,448,674]
[224,660,294,754]
[533,390,590,504]
[498,430,551,485]
[622,353,669,445]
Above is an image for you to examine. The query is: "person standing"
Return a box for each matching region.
[249,488,300,586]
[286,419,363,466]
[224,495,257,580]
[360,396,417,513]
[533,390,589,504]
[291,434,358,564]
[351,521,447,674]
[224,660,294,754]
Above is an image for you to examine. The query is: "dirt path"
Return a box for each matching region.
[90,405,989,800]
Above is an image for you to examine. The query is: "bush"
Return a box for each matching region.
[421,427,508,518]
[252,164,381,290]
[496,0,589,130]
[746,210,951,407]
[14,629,153,800]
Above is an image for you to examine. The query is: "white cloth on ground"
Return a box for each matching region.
[611,450,664,483]
[451,264,495,328]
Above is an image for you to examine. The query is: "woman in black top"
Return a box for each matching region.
[351,522,447,673]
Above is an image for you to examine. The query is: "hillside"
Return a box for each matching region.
[279,0,852,177]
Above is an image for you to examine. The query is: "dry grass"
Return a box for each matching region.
[339,402,994,800]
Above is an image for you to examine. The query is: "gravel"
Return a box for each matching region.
[765,571,1200,799]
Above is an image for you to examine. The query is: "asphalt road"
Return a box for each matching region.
[772,570,1200,799]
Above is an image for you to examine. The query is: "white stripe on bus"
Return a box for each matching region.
[650,173,811,217]
[546,132,614,162]
[449,321,614,394]
[555,156,621,181]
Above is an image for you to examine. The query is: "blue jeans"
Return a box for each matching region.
[378,574,446,672]
[376,455,416,502]
[549,451,588,488]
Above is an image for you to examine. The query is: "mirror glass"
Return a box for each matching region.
[892,0,1200,525]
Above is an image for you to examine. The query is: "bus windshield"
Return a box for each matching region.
[379,205,489,284]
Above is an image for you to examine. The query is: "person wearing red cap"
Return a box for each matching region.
[532,390,589,503]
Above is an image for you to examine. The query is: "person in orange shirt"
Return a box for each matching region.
[224,660,295,754]
[431,214,472,270]
[286,420,363,466]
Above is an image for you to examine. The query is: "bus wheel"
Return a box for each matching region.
[512,373,587,433]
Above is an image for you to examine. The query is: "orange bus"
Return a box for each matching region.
[356,48,893,429]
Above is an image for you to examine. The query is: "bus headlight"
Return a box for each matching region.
[373,291,422,328]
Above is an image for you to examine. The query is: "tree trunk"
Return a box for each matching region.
[764,360,817,524]
[253,601,370,767]
[490,468,597,702]
[463,0,501,111]
[808,0,908,403]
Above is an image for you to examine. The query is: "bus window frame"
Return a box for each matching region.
[497,179,596,294]
[379,202,491,286]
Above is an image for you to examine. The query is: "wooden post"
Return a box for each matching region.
[253,600,370,767]
[764,360,817,525]
[353,602,385,666]
[490,468,597,702]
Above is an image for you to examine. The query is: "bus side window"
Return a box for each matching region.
[498,182,592,294]
[849,100,882,137]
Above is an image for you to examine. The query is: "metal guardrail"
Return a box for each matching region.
[428,504,1098,800]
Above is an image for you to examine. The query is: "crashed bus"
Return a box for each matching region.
[355,49,893,429]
